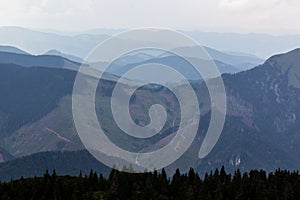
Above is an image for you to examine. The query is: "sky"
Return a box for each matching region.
[0,0,300,34]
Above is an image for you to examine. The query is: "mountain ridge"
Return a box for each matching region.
[0,45,29,55]
[0,51,82,70]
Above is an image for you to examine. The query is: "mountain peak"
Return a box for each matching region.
[266,48,300,88]
[44,49,83,64]
[267,48,300,64]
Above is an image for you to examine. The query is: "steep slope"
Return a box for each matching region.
[190,48,300,174]
[1,96,83,157]
[0,64,76,136]
[0,63,129,158]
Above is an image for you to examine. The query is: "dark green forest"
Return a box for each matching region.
[0,167,300,200]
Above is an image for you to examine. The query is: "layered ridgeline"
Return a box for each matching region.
[0,48,299,180]
[2,26,300,58]
[0,45,262,75]
[0,51,83,70]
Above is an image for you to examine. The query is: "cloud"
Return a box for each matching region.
[219,0,282,12]
[219,0,249,9]
[0,0,299,34]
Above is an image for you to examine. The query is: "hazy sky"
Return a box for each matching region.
[0,0,300,34]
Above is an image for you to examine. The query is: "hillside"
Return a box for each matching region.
[191,48,300,174]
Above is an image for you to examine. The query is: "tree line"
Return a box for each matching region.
[0,166,300,200]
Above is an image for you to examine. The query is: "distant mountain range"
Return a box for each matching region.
[0,27,266,77]
[181,31,300,58]
[203,46,263,70]
[0,41,300,179]
[108,55,240,81]
[0,44,262,77]
[1,26,300,59]
[0,26,110,58]
[88,47,263,78]
[0,27,268,77]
